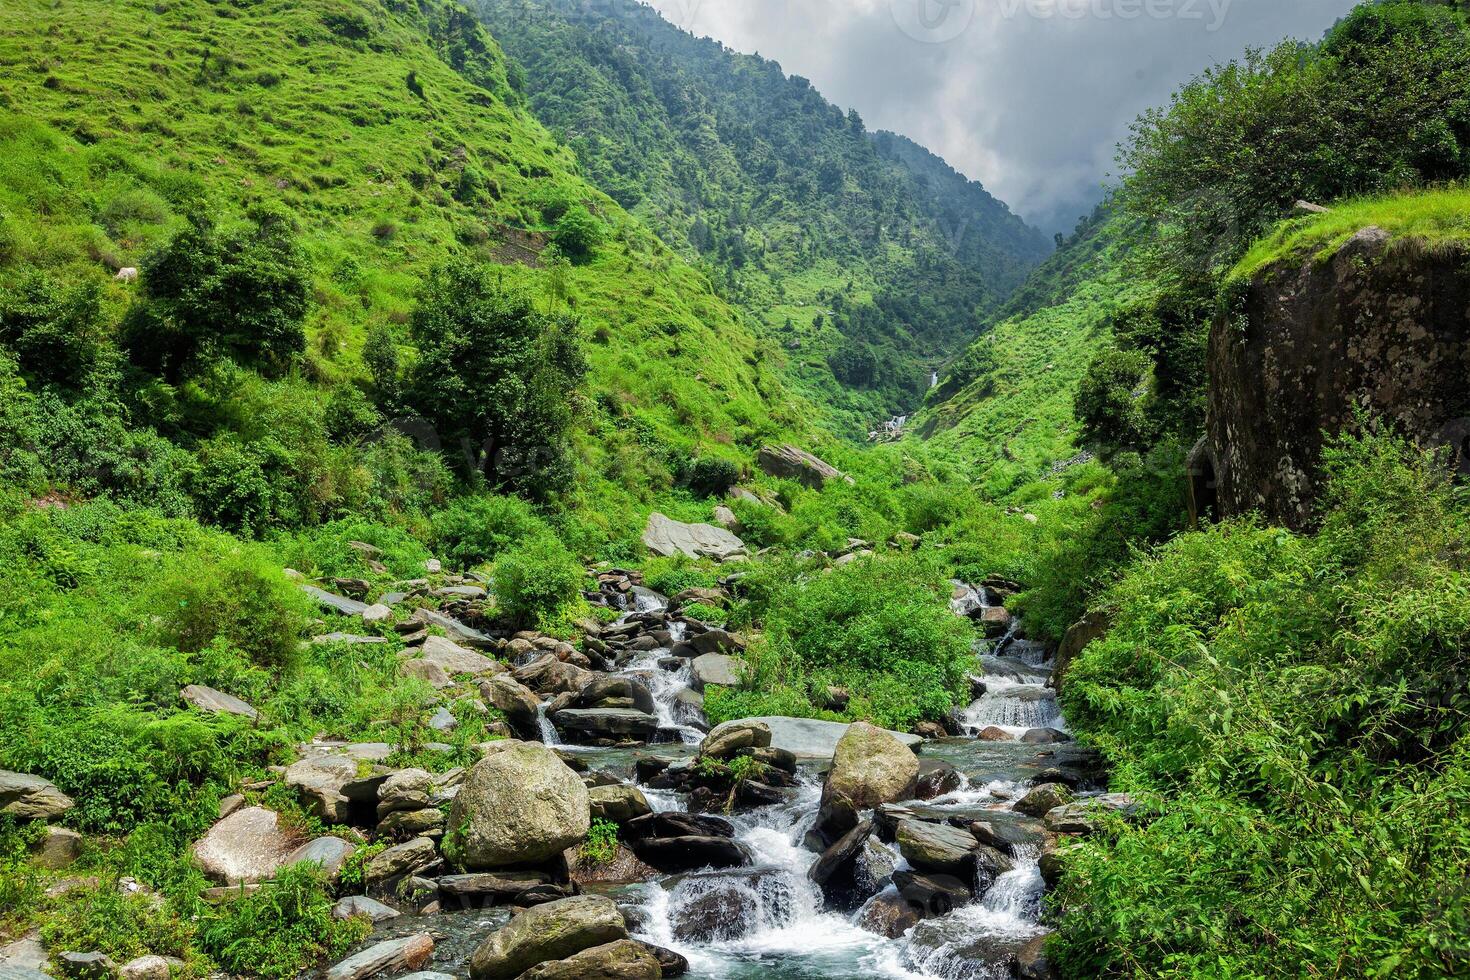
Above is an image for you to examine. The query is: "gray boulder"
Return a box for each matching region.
[1014,783,1073,819]
[285,837,356,878]
[689,653,745,691]
[468,895,627,980]
[448,743,589,869]
[30,826,83,869]
[332,895,400,923]
[553,709,659,743]
[419,635,501,677]
[363,837,437,884]
[587,784,652,824]
[515,941,661,980]
[481,675,542,736]
[700,719,772,760]
[896,819,987,876]
[0,771,74,821]
[642,513,746,561]
[326,935,434,980]
[191,807,293,885]
[739,717,921,759]
[823,722,919,810]
[757,444,852,488]
[180,685,258,721]
[57,952,115,980]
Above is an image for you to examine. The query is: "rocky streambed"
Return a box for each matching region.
[3,566,1134,980]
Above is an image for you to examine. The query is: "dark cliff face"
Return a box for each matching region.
[1200,228,1470,529]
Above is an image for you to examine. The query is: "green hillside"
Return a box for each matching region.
[0,0,813,541]
[473,0,1050,432]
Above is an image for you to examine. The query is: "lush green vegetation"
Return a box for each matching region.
[474,0,1050,433]
[1054,429,1470,978]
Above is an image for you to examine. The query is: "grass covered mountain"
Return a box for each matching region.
[473,0,1051,431]
[0,0,821,543]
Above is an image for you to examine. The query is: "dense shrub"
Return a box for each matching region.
[201,864,368,979]
[493,533,584,627]
[430,493,552,569]
[550,204,605,262]
[126,204,310,378]
[0,268,108,387]
[685,456,740,498]
[404,259,588,498]
[1053,429,1470,978]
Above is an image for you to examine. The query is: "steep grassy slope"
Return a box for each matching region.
[0,0,807,527]
[473,0,1050,432]
[917,211,1147,495]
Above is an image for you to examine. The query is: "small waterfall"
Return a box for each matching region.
[961,679,1063,733]
[620,650,702,744]
[536,702,560,746]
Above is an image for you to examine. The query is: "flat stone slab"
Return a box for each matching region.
[180,685,258,721]
[302,586,369,616]
[325,935,434,980]
[418,635,501,676]
[642,513,746,561]
[739,717,922,759]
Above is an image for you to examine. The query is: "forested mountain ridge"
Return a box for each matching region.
[473,0,1051,432]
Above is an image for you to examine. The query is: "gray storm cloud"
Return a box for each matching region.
[645,0,1360,233]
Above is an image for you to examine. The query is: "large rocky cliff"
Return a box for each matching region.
[1195,227,1470,529]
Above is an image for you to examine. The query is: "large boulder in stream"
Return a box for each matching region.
[480,676,541,738]
[448,743,589,869]
[699,719,772,760]
[515,941,661,980]
[817,723,919,842]
[468,895,627,980]
[741,717,921,759]
[553,708,659,743]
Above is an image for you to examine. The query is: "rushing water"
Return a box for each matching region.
[394,587,1082,978]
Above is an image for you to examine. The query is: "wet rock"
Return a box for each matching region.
[553,709,659,743]
[1014,783,1073,818]
[326,934,434,980]
[448,743,589,868]
[468,895,627,980]
[914,761,962,800]
[668,869,788,943]
[31,827,83,869]
[807,818,877,911]
[757,444,851,488]
[333,895,400,923]
[438,871,573,908]
[191,807,292,885]
[896,819,982,876]
[857,888,921,938]
[587,784,652,824]
[284,754,360,824]
[624,811,736,840]
[57,952,116,980]
[632,940,687,977]
[0,771,75,821]
[828,722,920,807]
[699,719,772,760]
[577,677,655,715]
[914,721,947,740]
[378,808,445,836]
[892,869,972,916]
[179,685,258,721]
[515,940,660,980]
[1016,934,1057,978]
[689,653,746,691]
[979,606,1012,637]
[641,513,746,562]
[969,813,1047,856]
[627,835,752,872]
[1020,728,1071,744]
[285,837,355,878]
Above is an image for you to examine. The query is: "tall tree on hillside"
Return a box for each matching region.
[405,258,587,498]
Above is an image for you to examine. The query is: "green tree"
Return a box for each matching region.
[0,270,107,388]
[126,204,309,378]
[550,205,605,263]
[405,259,587,498]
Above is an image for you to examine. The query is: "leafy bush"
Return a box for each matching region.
[641,554,719,598]
[1053,428,1470,978]
[493,533,584,627]
[580,818,619,866]
[0,268,107,387]
[550,204,605,262]
[404,259,588,497]
[42,881,195,965]
[686,456,740,498]
[727,497,793,548]
[152,543,309,673]
[430,493,552,569]
[201,864,368,980]
[126,204,310,378]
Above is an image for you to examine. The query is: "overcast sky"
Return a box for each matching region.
[643,0,1360,233]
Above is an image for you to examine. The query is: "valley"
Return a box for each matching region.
[1,2,1468,979]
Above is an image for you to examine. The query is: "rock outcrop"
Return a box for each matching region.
[757,444,853,488]
[1202,228,1470,529]
[641,512,746,561]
